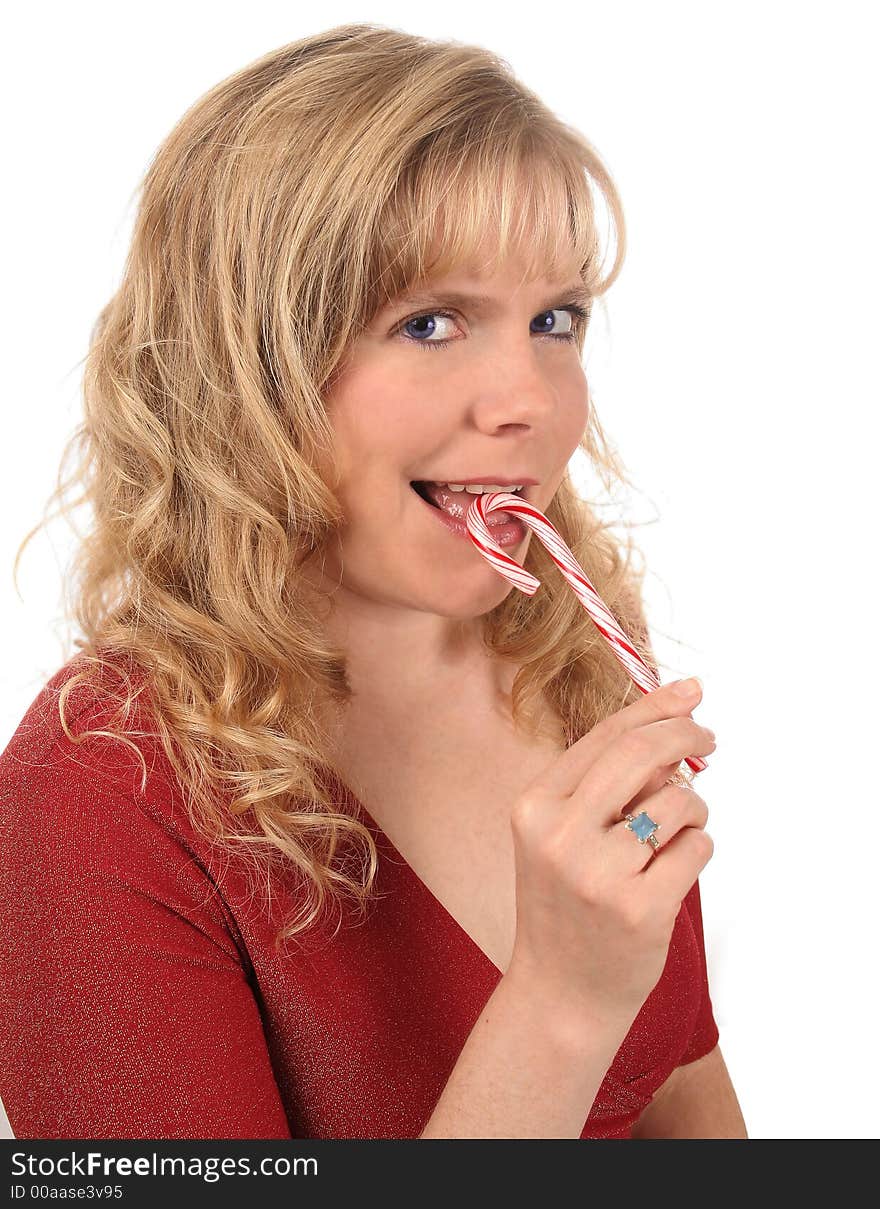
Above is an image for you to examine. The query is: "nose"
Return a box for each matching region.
[471,349,562,432]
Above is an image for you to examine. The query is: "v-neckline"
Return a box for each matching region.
[323,767,505,982]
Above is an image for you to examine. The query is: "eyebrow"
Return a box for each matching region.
[390,281,592,315]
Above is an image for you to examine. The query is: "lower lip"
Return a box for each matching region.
[411,486,529,548]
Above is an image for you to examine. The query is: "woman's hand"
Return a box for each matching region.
[506,678,715,1032]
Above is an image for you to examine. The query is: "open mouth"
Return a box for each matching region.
[410,481,526,511]
[411,481,440,508]
[409,480,529,544]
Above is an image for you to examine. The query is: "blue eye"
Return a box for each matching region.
[398,305,589,353]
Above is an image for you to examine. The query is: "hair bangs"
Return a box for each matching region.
[369,132,603,314]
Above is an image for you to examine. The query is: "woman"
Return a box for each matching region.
[0,23,746,1138]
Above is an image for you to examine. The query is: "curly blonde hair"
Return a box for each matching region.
[14,23,692,948]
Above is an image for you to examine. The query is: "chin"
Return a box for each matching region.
[416,575,517,620]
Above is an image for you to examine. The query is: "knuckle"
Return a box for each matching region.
[692,827,715,860]
[618,728,651,763]
[670,782,696,807]
[590,714,615,740]
[540,826,573,876]
[693,795,710,826]
[619,894,651,932]
[522,811,580,879]
[682,716,705,744]
[659,782,699,813]
[510,789,549,835]
[572,864,604,906]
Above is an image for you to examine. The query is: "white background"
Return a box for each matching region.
[1,1,877,1140]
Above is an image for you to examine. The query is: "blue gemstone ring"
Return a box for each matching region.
[623,810,662,851]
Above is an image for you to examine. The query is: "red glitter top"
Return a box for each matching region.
[0,655,719,1139]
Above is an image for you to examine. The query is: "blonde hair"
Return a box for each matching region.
[14,23,691,948]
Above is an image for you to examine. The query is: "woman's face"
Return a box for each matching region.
[312,254,590,622]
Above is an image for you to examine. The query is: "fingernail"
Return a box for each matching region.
[673,676,702,698]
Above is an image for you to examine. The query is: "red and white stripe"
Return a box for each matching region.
[466,492,707,775]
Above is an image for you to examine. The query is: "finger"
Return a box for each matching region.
[641,823,715,907]
[565,716,715,834]
[539,678,705,801]
[609,782,709,873]
[626,759,685,814]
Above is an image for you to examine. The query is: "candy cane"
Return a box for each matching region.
[466,492,707,775]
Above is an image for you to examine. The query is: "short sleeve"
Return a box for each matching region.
[0,714,294,1140]
[678,877,720,1065]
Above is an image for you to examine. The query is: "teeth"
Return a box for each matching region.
[435,482,523,494]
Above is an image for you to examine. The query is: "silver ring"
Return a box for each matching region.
[623,810,662,851]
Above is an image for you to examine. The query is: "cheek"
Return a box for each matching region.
[338,385,440,479]
[561,388,590,448]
